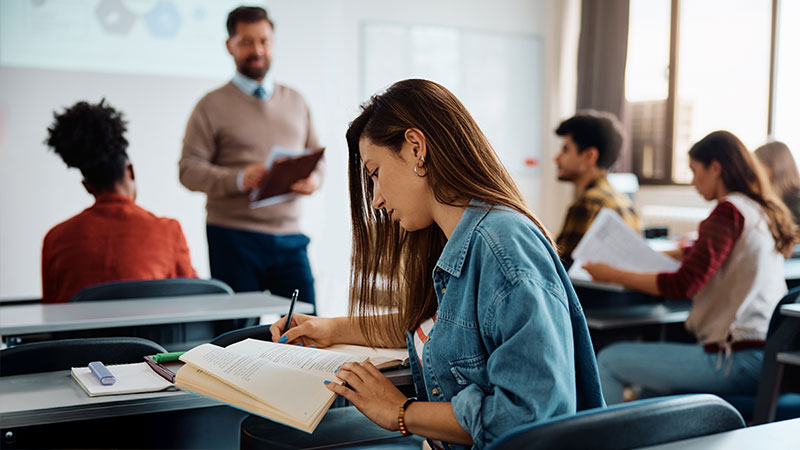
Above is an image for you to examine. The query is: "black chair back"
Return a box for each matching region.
[485,394,744,450]
[767,286,800,339]
[69,278,232,302]
[0,337,166,376]
[210,325,272,347]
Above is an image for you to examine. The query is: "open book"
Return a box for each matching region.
[568,208,681,282]
[71,362,173,397]
[175,339,408,433]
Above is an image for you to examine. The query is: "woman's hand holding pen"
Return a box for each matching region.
[324,361,408,431]
[270,313,337,347]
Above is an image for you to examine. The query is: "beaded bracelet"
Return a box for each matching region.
[398,398,418,436]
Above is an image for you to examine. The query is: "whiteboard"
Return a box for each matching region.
[361,22,544,178]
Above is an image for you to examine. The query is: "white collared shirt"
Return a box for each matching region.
[231,70,275,101]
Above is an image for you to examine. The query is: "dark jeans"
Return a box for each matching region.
[207,224,315,310]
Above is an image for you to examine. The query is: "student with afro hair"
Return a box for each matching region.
[42,99,196,303]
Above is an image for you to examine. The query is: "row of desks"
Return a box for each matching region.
[0,291,313,341]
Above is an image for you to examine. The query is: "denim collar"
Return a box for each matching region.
[231,70,275,101]
[435,199,492,278]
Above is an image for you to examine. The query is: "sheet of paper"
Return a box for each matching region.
[71,362,172,396]
[326,344,409,368]
[568,208,681,281]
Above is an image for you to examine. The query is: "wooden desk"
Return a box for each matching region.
[0,367,412,429]
[639,417,800,449]
[0,292,313,339]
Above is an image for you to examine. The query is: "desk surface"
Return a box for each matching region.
[639,417,800,449]
[0,292,313,336]
[584,302,691,330]
[570,278,628,293]
[0,369,219,428]
[782,303,800,318]
[0,367,412,429]
[574,257,800,292]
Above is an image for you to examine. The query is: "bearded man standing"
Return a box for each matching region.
[179,6,321,309]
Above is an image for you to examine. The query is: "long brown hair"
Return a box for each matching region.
[345,79,553,346]
[688,131,798,256]
[754,141,800,200]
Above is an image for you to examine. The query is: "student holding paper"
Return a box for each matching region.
[270,79,604,448]
[553,111,641,267]
[584,131,798,403]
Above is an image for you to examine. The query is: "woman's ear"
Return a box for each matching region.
[709,160,723,176]
[404,128,427,160]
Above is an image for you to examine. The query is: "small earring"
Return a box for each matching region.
[413,155,427,177]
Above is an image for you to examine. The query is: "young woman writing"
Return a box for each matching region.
[270,79,603,448]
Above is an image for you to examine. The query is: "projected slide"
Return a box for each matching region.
[0,0,245,78]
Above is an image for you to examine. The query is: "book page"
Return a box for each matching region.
[71,362,173,397]
[227,339,363,376]
[179,341,365,420]
[568,208,681,281]
[326,344,409,369]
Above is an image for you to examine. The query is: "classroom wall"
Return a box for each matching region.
[0,0,580,315]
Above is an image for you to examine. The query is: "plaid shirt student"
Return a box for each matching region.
[556,176,641,266]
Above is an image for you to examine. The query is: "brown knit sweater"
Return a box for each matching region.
[179,82,322,234]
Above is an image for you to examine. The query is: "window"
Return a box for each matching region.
[773,0,800,160]
[625,0,793,184]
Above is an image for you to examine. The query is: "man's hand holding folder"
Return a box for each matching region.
[249,147,325,208]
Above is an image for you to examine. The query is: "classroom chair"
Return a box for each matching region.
[724,286,800,423]
[0,336,165,376]
[69,277,233,301]
[64,278,236,350]
[484,394,744,450]
[210,324,272,347]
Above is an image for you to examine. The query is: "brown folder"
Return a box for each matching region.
[252,148,325,202]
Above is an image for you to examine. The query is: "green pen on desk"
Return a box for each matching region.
[152,351,185,363]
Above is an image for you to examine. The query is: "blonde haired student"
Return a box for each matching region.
[270,79,603,449]
[585,131,798,403]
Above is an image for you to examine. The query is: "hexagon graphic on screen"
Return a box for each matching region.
[144,0,182,39]
[95,0,137,35]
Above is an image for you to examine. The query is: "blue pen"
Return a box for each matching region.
[282,289,299,335]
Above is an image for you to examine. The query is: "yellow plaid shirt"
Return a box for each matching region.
[556,176,641,266]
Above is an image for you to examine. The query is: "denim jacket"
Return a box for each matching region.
[405,202,604,449]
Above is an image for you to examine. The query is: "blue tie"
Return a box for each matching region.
[253,86,266,99]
